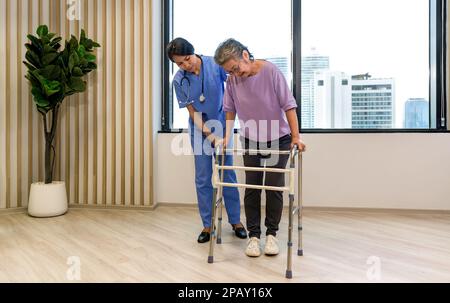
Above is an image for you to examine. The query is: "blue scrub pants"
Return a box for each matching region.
[190,131,241,228]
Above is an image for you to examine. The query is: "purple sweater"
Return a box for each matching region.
[223,61,297,142]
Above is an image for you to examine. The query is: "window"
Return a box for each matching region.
[163,0,447,131]
[163,0,292,130]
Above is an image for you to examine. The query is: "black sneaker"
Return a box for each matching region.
[197,231,211,243]
[232,223,248,239]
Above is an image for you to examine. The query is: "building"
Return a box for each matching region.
[314,71,352,128]
[351,74,395,129]
[266,56,290,83]
[404,98,429,128]
[301,52,330,128]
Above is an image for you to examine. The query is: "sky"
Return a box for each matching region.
[172,0,429,129]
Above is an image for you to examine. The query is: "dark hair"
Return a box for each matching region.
[214,38,254,66]
[166,37,195,62]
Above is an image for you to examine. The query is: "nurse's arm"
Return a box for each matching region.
[186,104,215,141]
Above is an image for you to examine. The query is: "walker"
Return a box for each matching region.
[207,144,303,279]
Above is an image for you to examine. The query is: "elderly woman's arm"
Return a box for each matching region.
[285,108,306,151]
[224,112,236,147]
[216,111,236,148]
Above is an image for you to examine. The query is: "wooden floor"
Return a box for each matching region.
[0,206,449,282]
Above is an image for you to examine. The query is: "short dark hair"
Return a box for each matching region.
[166,37,195,62]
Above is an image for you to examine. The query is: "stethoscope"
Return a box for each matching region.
[180,55,205,104]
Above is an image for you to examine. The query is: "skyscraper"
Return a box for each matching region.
[404,98,429,128]
[266,57,289,82]
[351,74,395,129]
[301,53,329,128]
[314,71,352,128]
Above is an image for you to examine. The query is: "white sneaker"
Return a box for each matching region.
[245,237,262,257]
[264,235,279,256]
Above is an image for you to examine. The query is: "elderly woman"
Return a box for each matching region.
[214,38,306,257]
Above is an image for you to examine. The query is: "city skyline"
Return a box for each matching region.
[172,0,429,129]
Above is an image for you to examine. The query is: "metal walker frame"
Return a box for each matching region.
[207,145,303,279]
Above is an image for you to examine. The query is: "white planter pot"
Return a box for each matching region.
[28,181,68,217]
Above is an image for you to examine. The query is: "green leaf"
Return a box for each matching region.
[84,39,93,50]
[39,65,61,80]
[42,36,50,44]
[31,87,50,107]
[68,77,86,92]
[68,52,80,71]
[23,61,36,72]
[80,29,86,42]
[47,33,56,40]
[60,69,68,83]
[85,53,96,62]
[77,45,86,58]
[36,25,48,38]
[25,50,41,68]
[87,62,97,70]
[64,83,75,96]
[25,72,41,87]
[72,67,83,77]
[43,44,56,54]
[50,43,61,51]
[79,58,88,67]
[92,41,101,48]
[60,46,70,64]
[49,37,62,48]
[27,35,43,51]
[25,43,40,55]
[69,35,78,51]
[42,53,59,65]
[42,79,61,97]
[50,37,62,44]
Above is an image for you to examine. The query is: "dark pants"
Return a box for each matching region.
[241,134,291,239]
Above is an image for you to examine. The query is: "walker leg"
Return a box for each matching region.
[285,270,293,279]
[217,197,223,244]
[208,188,218,263]
[286,194,294,278]
[217,154,225,245]
[298,154,303,257]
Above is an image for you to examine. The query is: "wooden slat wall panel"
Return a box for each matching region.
[0,0,154,209]
[0,0,6,209]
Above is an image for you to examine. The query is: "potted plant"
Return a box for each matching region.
[23,25,100,217]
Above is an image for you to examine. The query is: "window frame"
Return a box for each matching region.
[161,0,448,133]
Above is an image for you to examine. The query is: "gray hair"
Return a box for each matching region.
[214,38,254,66]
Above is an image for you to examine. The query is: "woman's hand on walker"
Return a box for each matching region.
[291,136,306,152]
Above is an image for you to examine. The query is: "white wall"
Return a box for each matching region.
[156,133,450,210]
[153,1,450,211]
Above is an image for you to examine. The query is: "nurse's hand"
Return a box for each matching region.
[214,136,229,148]
[206,134,218,145]
[291,136,306,152]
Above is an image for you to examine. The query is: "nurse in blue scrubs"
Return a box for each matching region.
[166,38,247,243]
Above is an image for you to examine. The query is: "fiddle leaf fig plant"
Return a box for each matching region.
[24,25,100,184]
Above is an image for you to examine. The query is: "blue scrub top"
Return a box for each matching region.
[173,55,227,130]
